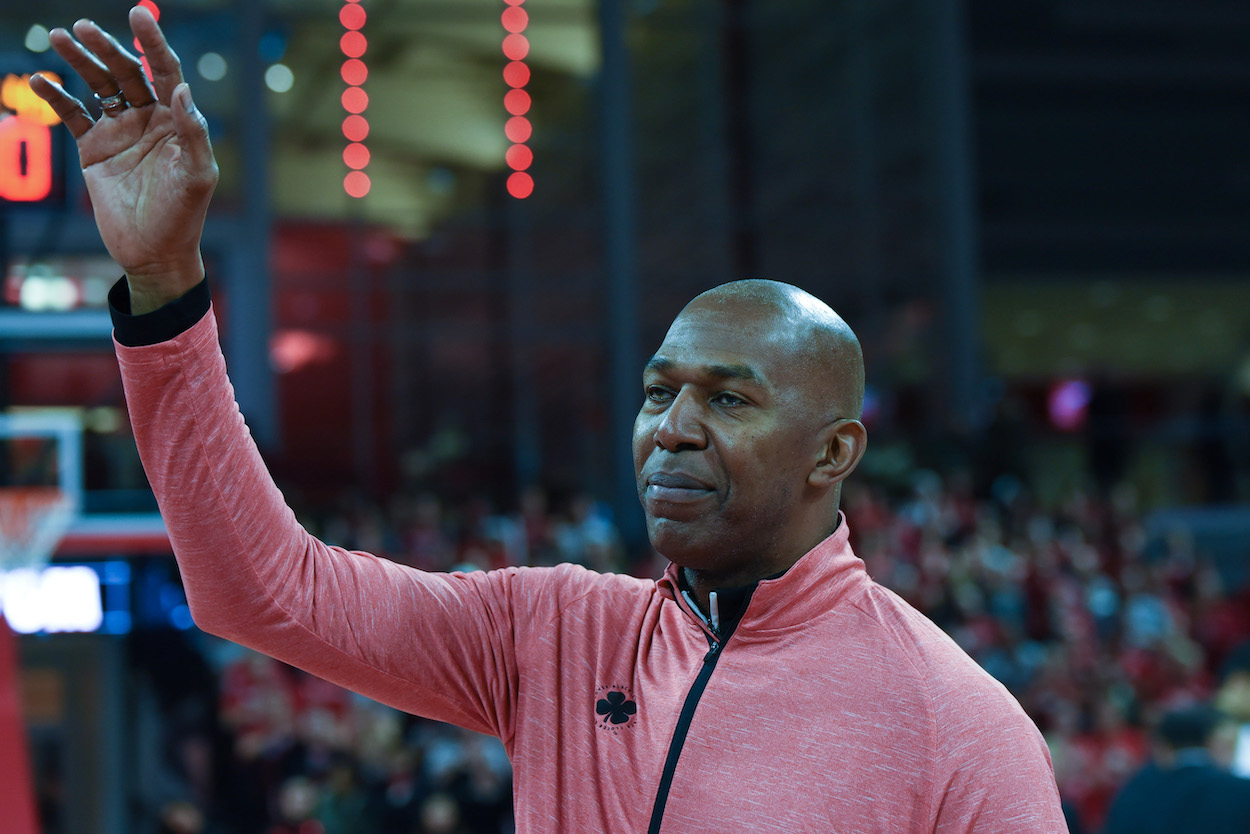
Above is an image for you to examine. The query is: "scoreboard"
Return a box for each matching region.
[0,72,62,203]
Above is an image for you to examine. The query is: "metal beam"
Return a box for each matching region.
[598,0,644,546]
[1057,0,1250,31]
[975,54,1250,85]
[0,310,113,342]
[221,0,278,449]
[927,0,982,432]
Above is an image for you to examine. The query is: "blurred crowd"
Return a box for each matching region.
[135,474,1250,834]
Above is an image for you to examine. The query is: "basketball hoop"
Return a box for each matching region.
[0,487,74,573]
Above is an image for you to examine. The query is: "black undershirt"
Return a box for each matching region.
[108,276,211,347]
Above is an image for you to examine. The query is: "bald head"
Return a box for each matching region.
[635,279,869,589]
[681,279,865,423]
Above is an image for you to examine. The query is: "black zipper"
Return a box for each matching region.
[645,632,728,833]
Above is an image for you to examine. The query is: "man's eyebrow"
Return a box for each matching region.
[705,363,760,382]
[644,356,762,383]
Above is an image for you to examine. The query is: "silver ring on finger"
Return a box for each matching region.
[95,90,128,116]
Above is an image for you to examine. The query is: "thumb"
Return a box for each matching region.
[170,82,218,186]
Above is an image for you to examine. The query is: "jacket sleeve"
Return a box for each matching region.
[116,302,533,742]
[929,668,1070,833]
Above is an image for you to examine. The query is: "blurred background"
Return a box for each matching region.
[2,0,1250,832]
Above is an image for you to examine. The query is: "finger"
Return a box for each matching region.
[48,26,122,106]
[29,72,96,139]
[73,19,157,108]
[171,83,218,185]
[131,5,184,106]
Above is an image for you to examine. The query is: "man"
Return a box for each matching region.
[33,9,1066,831]
[1215,641,1250,777]
[1103,706,1250,834]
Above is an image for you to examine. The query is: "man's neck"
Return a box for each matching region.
[679,513,842,611]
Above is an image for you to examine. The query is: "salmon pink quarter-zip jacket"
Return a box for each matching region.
[113,288,1067,833]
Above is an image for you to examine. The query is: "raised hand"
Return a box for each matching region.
[30,5,218,314]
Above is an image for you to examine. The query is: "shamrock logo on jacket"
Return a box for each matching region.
[596,689,637,726]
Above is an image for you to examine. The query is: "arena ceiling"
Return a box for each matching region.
[3,0,602,236]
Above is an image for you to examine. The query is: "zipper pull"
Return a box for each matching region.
[703,641,721,663]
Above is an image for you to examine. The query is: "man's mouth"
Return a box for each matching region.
[644,472,714,504]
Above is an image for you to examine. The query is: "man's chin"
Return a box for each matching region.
[645,515,716,568]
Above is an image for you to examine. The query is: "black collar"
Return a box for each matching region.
[677,569,780,639]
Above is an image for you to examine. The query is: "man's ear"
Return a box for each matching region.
[809,419,867,489]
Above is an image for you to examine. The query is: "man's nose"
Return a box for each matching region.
[654,390,706,452]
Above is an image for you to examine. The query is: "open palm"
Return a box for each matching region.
[78,102,210,273]
[30,7,217,310]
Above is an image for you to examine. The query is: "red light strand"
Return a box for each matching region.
[502,0,532,199]
[134,1,161,80]
[341,0,370,198]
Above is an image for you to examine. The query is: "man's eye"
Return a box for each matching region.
[712,392,745,406]
[646,386,673,402]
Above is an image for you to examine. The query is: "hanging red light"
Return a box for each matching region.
[504,89,531,116]
[133,1,161,80]
[342,114,369,142]
[507,172,533,199]
[501,1,533,199]
[339,0,370,197]
[502,61,530,88]
[340,59,368,86]
[505,144,533,171]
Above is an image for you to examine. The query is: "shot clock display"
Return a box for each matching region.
[0,73,62,203]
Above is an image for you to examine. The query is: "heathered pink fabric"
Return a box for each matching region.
[116,308,1068,833]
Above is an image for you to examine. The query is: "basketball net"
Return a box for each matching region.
[0,486,73,574]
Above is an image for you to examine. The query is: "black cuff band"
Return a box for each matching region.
[109,277,211,347]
